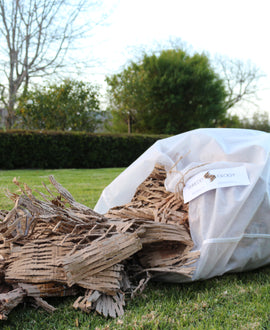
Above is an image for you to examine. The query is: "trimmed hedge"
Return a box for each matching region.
[0,130,167,169]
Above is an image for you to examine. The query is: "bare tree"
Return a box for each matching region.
[0,0,106,128]
[214,56,265,112]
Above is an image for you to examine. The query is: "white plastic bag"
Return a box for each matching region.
[94,128,270,281]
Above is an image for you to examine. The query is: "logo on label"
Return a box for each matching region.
[204,171,216,182]
[183,166,250,203]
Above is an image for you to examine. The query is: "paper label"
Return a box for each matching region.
[183,166,250,203]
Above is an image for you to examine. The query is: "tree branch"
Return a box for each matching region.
[214,55,265,111]
[0,0,106,128]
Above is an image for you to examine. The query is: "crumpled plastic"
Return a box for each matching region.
[95,128,270,281]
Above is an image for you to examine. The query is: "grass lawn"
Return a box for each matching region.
[0,168,124,211]
[1,168,270,329]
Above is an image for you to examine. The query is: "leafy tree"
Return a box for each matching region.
[106,49,227,134]
[17,79,102,132]
[217,113,243,128]
[217,110,270,132]
[240,111,270,132]
[105,62,143,133]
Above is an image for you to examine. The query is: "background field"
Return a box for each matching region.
[1,169,270,330]
[0,168,124,211]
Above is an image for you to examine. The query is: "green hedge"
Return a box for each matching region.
[0,130,166,169]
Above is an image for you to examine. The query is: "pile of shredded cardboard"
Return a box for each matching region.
[0,164,199,320]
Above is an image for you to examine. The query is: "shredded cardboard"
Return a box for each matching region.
[0,164,198,319]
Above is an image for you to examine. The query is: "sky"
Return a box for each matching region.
[77,0,270,116]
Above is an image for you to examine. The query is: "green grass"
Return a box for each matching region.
[0,168,124,211]
[1,168,270,329]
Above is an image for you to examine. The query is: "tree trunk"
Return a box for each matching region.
[127,114,132,134]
